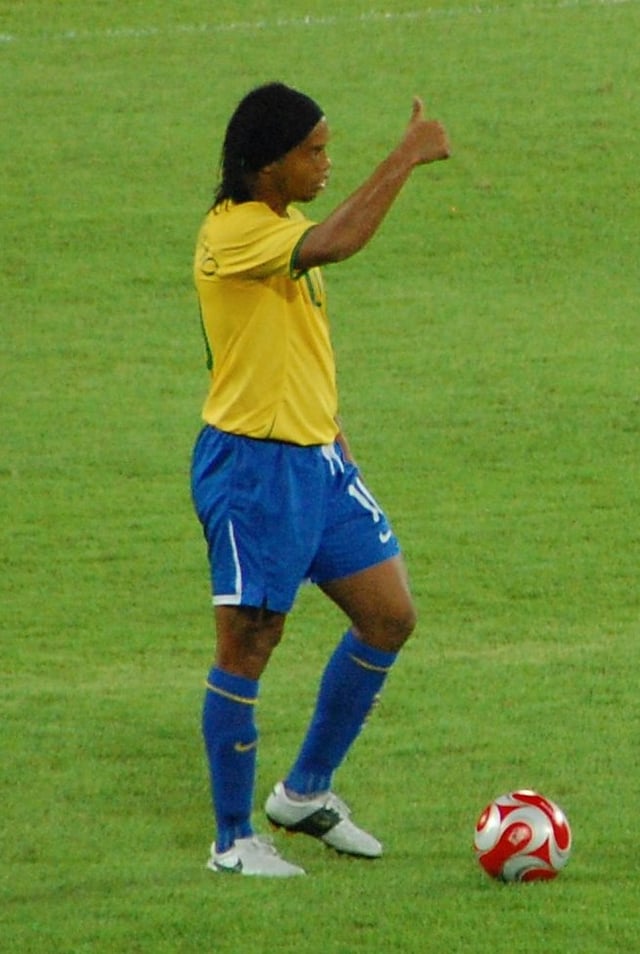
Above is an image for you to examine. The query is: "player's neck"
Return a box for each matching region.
[251,171,290,217]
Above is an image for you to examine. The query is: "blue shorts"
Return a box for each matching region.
[191,426,401,613]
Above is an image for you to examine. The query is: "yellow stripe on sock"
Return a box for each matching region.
[348,653,391,674]
[204,681,258,705]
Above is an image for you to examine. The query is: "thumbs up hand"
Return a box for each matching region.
[403,96,450,165]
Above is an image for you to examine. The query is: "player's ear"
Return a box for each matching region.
[261,156,284,173]
[253,165,272,185]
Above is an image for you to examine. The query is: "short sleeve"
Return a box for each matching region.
[210,203,315,280]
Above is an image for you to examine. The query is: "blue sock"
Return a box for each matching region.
[202,667,259,853]
[285,630,398,796]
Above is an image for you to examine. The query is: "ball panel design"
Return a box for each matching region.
[474,790,572,883]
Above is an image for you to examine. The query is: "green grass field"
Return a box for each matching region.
[2,1,639,951]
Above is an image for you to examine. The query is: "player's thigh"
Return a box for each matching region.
[192,427,325,613]
[320,554,417,652]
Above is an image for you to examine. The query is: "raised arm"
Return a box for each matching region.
[295,98,450,271]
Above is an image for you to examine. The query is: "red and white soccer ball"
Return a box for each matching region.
[474,790,572,883]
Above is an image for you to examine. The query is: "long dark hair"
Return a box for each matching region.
[212,82,323,207]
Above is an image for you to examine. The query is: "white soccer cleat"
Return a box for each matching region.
[265,781,383,858]
[207,835,306,877]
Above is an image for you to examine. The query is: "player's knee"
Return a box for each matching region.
[244,613,286,661]
[361,599,417,652]
[392,600,418,645]
[215,606,286,677]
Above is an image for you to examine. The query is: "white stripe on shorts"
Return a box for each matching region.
[212,518,243,606]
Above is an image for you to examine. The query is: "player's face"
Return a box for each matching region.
[272,118,331,205]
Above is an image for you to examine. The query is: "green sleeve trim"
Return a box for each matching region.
[290,225,316,279]
[198,304,213,371]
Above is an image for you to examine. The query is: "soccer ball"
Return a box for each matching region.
[474,789,572,882]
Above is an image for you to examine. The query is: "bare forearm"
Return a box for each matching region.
[302,148,416,265]
[296,98,449,271]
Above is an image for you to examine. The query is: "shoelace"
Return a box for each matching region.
[248,835,279,855]
[323,792,352,820]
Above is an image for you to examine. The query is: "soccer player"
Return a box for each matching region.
[191,82,449,876]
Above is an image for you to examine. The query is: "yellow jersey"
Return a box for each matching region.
[194,201,339,445]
